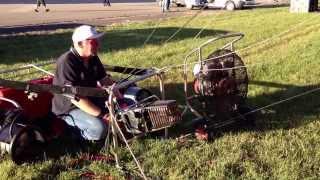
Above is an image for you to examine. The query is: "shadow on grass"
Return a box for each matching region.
[248,80,320,130]
[0,23,83,35]
[0,26,229,65]
[145,80,320,138]
[5,80,319,176]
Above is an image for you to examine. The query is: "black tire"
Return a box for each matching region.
[225,1,236,11]
[186,3,193,9]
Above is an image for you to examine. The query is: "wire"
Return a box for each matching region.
[213,85,320,129]
[106,90,148,180]
[117,68,149,84]
[23,64,54,76]
[238,16,319,53]
[164,8,204,44]
[143,5,207,64]
[143,13,168,46]
[159,15,320,73]
[179,85,320,139]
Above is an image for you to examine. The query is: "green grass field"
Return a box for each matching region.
[0,7,320,179]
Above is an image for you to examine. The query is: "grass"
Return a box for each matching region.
[0,6,320,179]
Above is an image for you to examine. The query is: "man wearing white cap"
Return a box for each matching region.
[52,25,116,141]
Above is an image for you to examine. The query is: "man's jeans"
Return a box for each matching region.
[62,109,107,141]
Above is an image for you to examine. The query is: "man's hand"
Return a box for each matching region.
[98,77,123,99]
[102,114,110,124]
[98,74,114,87]
[110,83,123,99]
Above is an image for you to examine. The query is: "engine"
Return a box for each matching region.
[192,49,248,118]
[117,86,181,135]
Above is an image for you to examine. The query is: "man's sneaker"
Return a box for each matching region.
[34,9,39,12]
[45,8,50,12]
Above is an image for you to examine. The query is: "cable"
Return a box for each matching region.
[143,13,168,46]
[159,15,320,73]
[178,85,320,139]
[212,85,320,129]
[117,68,148,84]
[106,90,148,180]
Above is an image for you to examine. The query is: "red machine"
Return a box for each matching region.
[0,76,53,120]
[0,63,181,165]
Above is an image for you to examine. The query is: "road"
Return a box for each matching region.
[0,1,194,35]
[0,0,155,4]
[0,0,288,35]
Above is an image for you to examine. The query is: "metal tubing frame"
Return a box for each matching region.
[0,97,21,109]
[0,61,166,98]
[183,33,244,119]
[0,61,55,76]
[107,89,148,180]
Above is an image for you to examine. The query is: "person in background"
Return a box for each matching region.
[35,0,49,12]
[103,0,111,6]
[161,0,171,12]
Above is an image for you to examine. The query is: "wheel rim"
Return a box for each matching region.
[226,2,235,11]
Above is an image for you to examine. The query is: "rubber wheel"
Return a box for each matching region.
[225,1,235,11]
[186,4,193,9]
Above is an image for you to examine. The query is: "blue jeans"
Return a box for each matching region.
[62,109,107,141]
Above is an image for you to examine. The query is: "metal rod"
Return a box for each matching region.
[157,73,168,138]
[115,69,161,90]
[158,73,166,100]
[0,60,55,75]
[183,33,244,119]
[24,64,54,76]
[107,88,148,180]
[0,97,21,109]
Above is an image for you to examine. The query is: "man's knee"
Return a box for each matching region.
[87,119,107,140]
[63,109,107,141]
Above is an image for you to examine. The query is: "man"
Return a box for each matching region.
[35,0,49,12]
[52,25,117,141]
[103,0,111,6]
[161,0,170,12]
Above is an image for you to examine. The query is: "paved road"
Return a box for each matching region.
[0,0,155,4]
[0,2,192,35]
[0,2,161,27]
[0,0,288,4]
[0,0,288,35]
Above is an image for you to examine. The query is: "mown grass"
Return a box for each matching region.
[0,7,320,179]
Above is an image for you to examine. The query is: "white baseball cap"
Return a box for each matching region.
[72,25,105,43]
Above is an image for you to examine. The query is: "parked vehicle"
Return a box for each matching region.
[172,0,255,10]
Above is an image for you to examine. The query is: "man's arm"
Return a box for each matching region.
[71,97,104,117]
[98,75,123,99]
[98,74,114,87]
